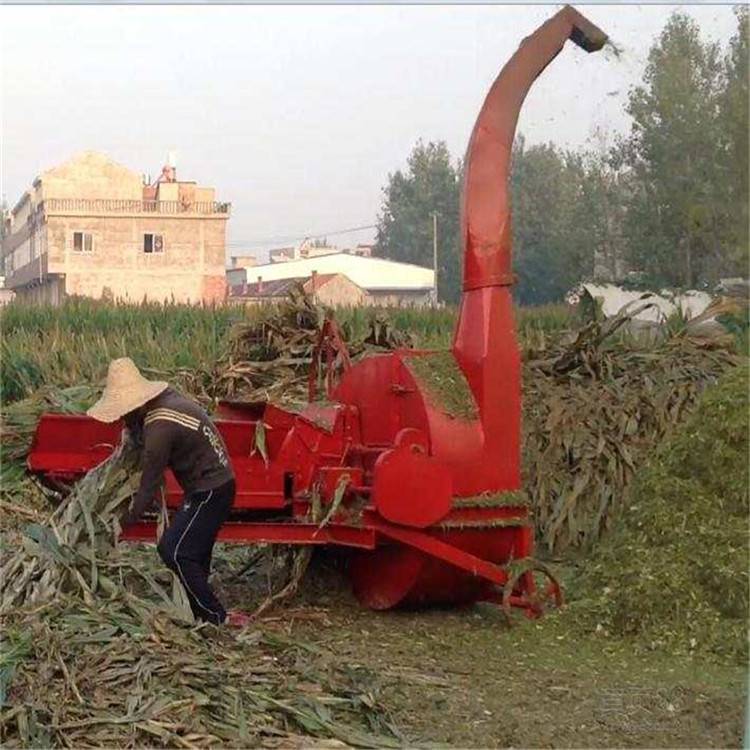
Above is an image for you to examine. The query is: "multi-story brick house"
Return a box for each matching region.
[1,151,231,304]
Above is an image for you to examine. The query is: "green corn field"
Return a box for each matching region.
[0,297,572,403]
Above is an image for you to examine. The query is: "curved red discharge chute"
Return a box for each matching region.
[453,6,607,489]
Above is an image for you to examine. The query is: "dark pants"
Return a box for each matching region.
[157,479,235,624]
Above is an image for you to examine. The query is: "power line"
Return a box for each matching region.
[226,225,376,247]
[225,223,377,249]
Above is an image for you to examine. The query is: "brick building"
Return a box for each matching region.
[1,152,231,304]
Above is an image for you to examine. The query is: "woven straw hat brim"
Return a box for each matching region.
[87,380,168,423]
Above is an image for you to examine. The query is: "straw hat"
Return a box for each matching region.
[87,358,168,423]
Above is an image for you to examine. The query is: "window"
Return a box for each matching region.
[73,232,93,253]
[143,233,164,254]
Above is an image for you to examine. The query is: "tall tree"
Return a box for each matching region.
[719,6,749,274]
[375,141,461,303]
[0,200,8,277]
[577,149,630,283]
[510,137,597,305]
[620,11,726,287]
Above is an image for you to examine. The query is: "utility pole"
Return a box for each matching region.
[432,212,438,306]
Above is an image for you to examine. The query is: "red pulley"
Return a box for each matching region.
[372,429,452,528]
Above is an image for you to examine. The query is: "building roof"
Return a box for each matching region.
[11,192,31,216]
[249,252,434,291]
[230,273,343,299]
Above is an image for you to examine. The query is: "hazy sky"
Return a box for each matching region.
[0,4,740,260]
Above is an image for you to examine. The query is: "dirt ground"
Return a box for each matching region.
[218,553,747,749]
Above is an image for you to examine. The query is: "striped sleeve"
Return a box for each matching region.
[144,408,200,431]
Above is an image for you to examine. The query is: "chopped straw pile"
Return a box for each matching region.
[570,362,749,664]
[215,284,411,408]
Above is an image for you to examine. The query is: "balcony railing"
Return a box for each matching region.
[42,198,231,215]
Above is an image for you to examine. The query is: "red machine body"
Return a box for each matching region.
[27,7,607,615]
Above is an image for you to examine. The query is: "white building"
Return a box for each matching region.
[231,252,435,307]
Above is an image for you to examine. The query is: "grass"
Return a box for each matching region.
[262,558,746,748]
[567,362,750,664]
[404,350,478,419]
[0,298,244,402]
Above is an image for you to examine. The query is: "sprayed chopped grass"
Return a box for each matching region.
[452,490,530,508]
[569,362,750,664]
[404,351,478,420]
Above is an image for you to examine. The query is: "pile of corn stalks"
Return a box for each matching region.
[215,284,411,407]
[2,601,398,748]
[0,440,400,748]
[0,386,101,531]
[522,304,739,552]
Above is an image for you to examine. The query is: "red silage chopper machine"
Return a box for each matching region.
[28,7,608,616]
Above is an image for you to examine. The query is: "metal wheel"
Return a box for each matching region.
[502,559,563,621]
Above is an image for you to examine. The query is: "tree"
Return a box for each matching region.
[375,141,461,303]
[719,6,749,274]
[377,10,746,304]
[0,200,8,277]
[620,11,727,288]
[510,137,599,305]
[577,148,630,284]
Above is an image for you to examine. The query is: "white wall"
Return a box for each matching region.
[251,252,434,291]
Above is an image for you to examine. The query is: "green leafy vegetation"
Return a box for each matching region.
[0,297,575,406]
[570,363,749,663]
[0,297,458,404]
[404,351,478,420]
[2,294,737,557]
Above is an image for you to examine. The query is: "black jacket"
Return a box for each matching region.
[123,388,234,524]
